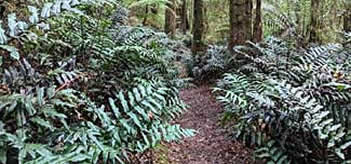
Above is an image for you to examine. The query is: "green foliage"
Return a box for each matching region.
[122,0,170,28]
[263,0,345,44]
[0,0,194,163]
[128,0,169,8]
[191,45,234,80]
[214,36,351,163]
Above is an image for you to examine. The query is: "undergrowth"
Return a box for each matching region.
[0,0,194,163]
[214,35,351,163]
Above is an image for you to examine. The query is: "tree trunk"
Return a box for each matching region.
[309,0,321,43]
[295,0,302,34]
[180,0,189,33]
[192,0,204,54]
[203,3,209,35]
[228,0,253,51]
[253,0,262,42]
[142,5,149,25]
[345,1,351,33]
[165,0,177,37]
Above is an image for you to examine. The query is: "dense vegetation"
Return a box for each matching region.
[214,37,351,163]
[0,1,194,163]
[0,0,350,163]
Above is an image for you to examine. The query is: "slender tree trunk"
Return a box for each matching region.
[189,0,193,32]
[228,0,253,51]
[192,0,204,54]
[302,0,308,38]
[309,0,321,43]
[295,0,302,34]
[165,0,177,37]
[345,1,351,33]
[253,0,262,42]
[181,0,189,34]
[203,3,209,35]
[330,1,338,31]
[142,5,149,25]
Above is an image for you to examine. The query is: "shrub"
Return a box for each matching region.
[0,1,194,163]
[191,45,234,80]
[214,36,351,163]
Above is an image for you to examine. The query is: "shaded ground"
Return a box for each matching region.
[156,85,252,164]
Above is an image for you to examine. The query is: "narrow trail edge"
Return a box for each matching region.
[156,85,252,164]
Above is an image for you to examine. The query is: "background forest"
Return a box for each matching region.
[0,0,350,163]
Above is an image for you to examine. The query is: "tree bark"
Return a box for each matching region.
[295,0,302,34]
[192,0,204,54]
[142,5,149,25]
[309,0,321,43]
[180,0,189,33]
[228,0,253,51]
[253,0,262,42]
[165,0,177,37]
[203,3,209,35]
[345,1,351,33]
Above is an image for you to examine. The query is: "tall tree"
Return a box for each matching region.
[228,0,253,51]
[165,0,177,37]
[309,0,321,43]
[180,0,189,33]
[345,1,351,33]
[192,0,204,53]
[253,0,262,42]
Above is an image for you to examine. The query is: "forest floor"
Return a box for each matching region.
[154,85,252,164]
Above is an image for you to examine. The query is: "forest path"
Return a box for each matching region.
[156,85,252,164]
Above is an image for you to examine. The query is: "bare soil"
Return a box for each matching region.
[157,85,252,164]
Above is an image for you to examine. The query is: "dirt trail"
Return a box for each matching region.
[159,85,252,164]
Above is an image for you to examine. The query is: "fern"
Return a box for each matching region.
[254,140,291,164]
[215,36,351,163]
[0,1,194,163]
